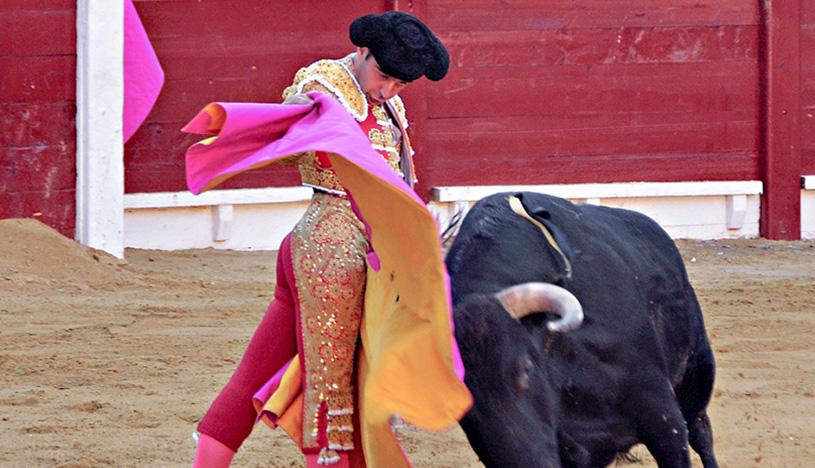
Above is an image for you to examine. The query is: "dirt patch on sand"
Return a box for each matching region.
[0,219,136,291]
[0,219,813,467]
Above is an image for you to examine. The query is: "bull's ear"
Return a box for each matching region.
[518,194,575,279]
[514,192,552,219]
[528,205,552,219]
[516,194,576,268]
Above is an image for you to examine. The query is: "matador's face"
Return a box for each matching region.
[352,47,409,106]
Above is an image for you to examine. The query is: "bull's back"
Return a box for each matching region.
[524,194,705,366]
[576,201,707,365]
[448,192,707,376]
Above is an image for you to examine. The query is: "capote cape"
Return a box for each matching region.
[182,92,472,467]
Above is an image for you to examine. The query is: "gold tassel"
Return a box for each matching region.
[317,447,340,465]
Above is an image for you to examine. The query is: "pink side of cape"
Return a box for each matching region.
[182,91,465,379]
[252,357,293,425]
[123,0,164,143]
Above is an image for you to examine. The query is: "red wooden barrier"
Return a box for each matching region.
[761,0,802,240]
[801,1,815,174]
[125,0,383,193]
[0,3,76,237]
[420,0,762,191]
[0,1,803,239]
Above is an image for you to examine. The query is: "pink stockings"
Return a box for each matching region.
[191,435,350,468]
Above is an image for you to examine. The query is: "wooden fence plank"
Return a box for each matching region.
[761,0,802,239]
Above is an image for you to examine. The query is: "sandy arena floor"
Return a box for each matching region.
[1,218,813,467]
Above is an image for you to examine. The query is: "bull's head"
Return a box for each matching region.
[454,282,585,468]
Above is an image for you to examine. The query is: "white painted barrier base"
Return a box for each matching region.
[802,176,815,239]
[124,188,311,250]
[430,181,764,241]
[121,180,815,251]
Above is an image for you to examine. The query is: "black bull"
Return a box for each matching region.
[446,192,718,468]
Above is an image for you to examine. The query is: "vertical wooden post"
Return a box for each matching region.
[760,0,802,239]
[76,0,125,257]
[386,0,432,202]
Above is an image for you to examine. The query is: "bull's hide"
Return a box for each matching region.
[446,192,718,468]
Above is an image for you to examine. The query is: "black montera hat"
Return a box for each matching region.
[349,11,449,82]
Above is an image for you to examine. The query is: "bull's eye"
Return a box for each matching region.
[517,373,530,391]
[516,358,534,391]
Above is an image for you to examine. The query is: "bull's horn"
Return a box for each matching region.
[495,282,584,332]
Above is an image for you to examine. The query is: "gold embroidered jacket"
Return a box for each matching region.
[281,54,416,194]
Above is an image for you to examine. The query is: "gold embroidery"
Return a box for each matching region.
[328,426,354,450]
[291,193,368,450]
[367,128,390,148]
[368,128,402,176]
[283,55,367,121]
[279,55,419,455]
[297,152,347,194]
[282,54,412,193]
[371,105,389,123]
[390,95,409,129]
[386,96,416,181]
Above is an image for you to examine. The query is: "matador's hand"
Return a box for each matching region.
[283,92,314,106]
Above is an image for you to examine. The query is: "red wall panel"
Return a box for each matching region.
[0,5,76,237]
[420,0,762,189]
[428,0,758,30]
[125,0,383,193]
[126,1,765,195]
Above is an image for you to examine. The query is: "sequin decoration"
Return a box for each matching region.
[283,55,368,122]
[281,54,413,194]
[297,151,347,194]
[291,192,368,451]
[367,125,402,177]
[281,54,419,457]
